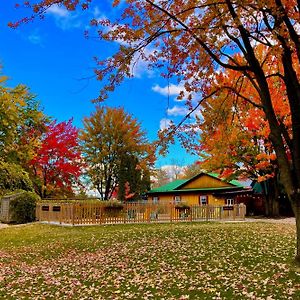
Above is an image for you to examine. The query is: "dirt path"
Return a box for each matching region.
[245,217,296,224]
[0,223,9,229]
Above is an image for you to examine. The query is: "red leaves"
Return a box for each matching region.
[30,119,83,196]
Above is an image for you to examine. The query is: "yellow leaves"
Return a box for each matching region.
[0,75,8,84]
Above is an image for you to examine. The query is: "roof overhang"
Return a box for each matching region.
[148,186,246,195]
[212,188,253,196]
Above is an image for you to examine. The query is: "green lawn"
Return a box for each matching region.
[0,222,299,299]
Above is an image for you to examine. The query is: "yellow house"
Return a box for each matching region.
[148,173,250,206]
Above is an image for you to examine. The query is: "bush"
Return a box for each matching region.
[103,200,124,210]
[103,200,124,217]
[175,203,190,210]
[9,191,40,224]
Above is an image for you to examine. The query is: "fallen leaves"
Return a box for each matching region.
[0,222,299,299]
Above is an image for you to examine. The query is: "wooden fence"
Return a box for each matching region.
[36,203,246,225]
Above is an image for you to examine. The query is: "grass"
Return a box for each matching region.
[0,222,299,299]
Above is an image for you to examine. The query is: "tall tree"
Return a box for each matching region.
[0,71,47,194]
[117,153,151,201]
[0,76,46,165]
[80,106,155,200]
[29,120,82,198]
[11,0,300,261]
[197,61,286,216]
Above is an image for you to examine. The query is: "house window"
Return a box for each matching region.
[199,195,207,205]
[152,196,159,204]
[226,198,234,206]
[174,195,181,204]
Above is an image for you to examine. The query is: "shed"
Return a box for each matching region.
[0,193,23,223]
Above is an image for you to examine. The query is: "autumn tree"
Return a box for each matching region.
[80,106,155,201]
[11,0,300,261]
[181,162,203,180]
[0,161,33,195]
[0,75,47,165]
[29,119,83,198]
[0,71,48,195]
[151,168,171,188]
[198,71,280,216]
[194,44,294,217]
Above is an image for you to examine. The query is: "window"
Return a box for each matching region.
[174,195,181,204]
[199,195,207,205]
[226,198,234,206]
[152,196,159,204]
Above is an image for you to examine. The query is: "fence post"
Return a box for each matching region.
[72,203,75,225]
[206,205,209,221]
[124,204,127,224]
[36,204,39,221]
[147,205,151,223]
[233,205,236,221]
[59,205,62,224]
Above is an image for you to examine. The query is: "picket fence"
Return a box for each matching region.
[36,202,246,225]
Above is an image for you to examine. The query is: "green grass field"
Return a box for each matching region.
[0,222,299,299]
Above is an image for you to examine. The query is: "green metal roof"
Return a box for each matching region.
[148,186,242,194]
[149,179,188,193]
[148,172,245,194]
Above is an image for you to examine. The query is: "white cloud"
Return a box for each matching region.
[159,118,172,130]
[28,31,43,45]
[47,5,70,18]
[161,165,185,179]
[167,105,188,116]
[92,6,101,18]
[129,47,156,78]
[46,4,82,30]
[152,83,184,97]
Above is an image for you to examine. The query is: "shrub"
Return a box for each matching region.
[9,191,41,224]
[103,200,124,210]
[175,203,190,210]
[103,200,124,217]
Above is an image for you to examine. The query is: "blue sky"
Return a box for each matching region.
[0,1,198,167]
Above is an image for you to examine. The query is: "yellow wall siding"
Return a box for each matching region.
[181,174,232,189]
[210,196,225,206]
[148,193,226,206]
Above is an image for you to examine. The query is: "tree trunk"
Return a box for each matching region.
[272,198,280,217]
[261,179,280,217]
[269,177,280,217]
[292,197,300,263]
